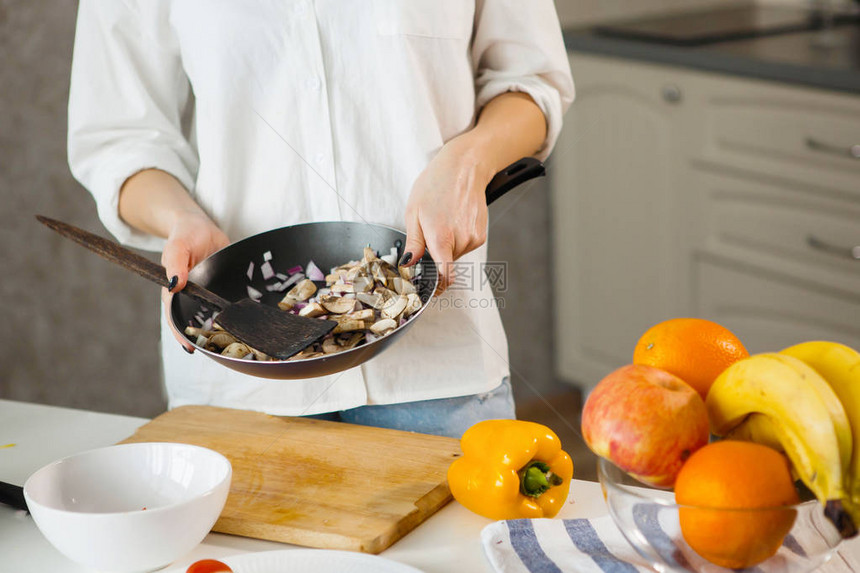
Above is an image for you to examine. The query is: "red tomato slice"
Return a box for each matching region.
[186,558,234,573]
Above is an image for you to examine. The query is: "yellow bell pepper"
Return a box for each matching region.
[447,419,574,520]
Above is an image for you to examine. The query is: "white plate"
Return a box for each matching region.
[223,549,425,573]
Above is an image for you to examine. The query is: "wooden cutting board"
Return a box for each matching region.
[120,405,462,554]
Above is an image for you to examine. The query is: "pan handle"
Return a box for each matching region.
[485,157,545,206]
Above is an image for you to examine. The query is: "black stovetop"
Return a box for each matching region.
[593,4,858,46]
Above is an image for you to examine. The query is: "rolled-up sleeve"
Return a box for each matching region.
[68,0,197,251]
[471,0,575,160]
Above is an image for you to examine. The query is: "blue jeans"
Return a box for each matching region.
[307,377,515,439]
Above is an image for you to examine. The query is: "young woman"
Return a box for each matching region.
[67,1,574,437]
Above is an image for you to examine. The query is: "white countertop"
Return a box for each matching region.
[0,399,610,573]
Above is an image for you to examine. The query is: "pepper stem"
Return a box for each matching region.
[518,461,564,498]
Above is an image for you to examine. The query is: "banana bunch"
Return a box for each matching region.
[707,342,860,539]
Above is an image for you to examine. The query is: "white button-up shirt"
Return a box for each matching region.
[68,0,574,415]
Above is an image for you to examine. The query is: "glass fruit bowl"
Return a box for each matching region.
[597,457,844,573]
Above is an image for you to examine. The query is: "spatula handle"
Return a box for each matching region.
[36,215,228,310]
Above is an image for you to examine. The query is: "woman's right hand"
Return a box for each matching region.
[160,212,231,353]
[118,168,231,354]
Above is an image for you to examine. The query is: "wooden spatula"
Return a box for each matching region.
[36,215,337,360]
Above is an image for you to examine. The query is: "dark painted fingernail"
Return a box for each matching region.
[398,252,413,266]
[167,275,178,292]
[182,345,194,354]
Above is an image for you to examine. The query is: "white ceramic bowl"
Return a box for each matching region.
[24,442,232,573]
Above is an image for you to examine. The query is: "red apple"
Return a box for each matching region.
[582,363,709,488]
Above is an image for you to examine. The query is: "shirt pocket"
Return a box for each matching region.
[373,0,474,40]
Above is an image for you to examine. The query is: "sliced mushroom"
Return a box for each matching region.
[356,292,384,309]
[340,332,364,350]
[325,269,349,285]
[277,299,294,311]
[249,347,269,361]
[342,308,374,322]
[320,295,357,314]
[362,246,377,263]
[381,263,399,280]
[392,277,417,295]
[222,342,252,358]
[373,286,396,308]
[352,276,374,293]
[381,294,408,320]
[286,278,317,302]
[208,332,239,349]
[370,318,398,334]
[330,282,354,294]
[288,350,325,361]
[298,302,326,318]
[374,286,397,302]
[403,293,422,317]
[333,319,365,333]
[370,261,387,284]
[399,265,415,281]
[184,326,215,338]
[345,262,370,282]
[322,336,342,354]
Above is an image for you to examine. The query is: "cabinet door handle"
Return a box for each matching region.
[661,84,682,103]
[805,137,860,159]
[807,235,860,260]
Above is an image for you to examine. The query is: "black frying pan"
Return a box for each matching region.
[170,157,545,379]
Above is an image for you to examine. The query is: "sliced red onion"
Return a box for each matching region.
[292,301,308,310]
[263,250,273,262]
[246,262,254,281]
[365,332,380,343]
[275,272,289,281]
[247,285,263,301]
[260,261,275,280]
[265,282,283,292]
[286,265,303,275]
[306,260,325,282]
[195,334,208,347]
[281,272,305,290]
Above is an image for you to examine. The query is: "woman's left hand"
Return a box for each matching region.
[401,139,497,293]
[399,92,548,293]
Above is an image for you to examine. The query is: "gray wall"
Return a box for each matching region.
[1,0,567,418]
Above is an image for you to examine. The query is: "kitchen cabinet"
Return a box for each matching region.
[552,53,860,392]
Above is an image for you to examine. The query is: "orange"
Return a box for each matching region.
[633,317,748,399]
[674,440,800,569]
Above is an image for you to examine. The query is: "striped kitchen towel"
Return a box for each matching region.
[481,507,860,573]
